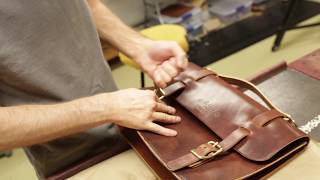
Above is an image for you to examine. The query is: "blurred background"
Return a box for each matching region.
[1,0,319,179]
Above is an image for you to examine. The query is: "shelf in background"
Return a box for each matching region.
[188,0,320,67]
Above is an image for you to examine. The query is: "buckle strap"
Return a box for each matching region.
[166,127,249,171]
[156,81,185,100]
[156,69,216,100]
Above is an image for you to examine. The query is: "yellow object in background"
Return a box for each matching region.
[119,24,189,69]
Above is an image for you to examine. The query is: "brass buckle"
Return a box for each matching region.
[282,113,297,127]
[189,141,223,168]
[155,88,166,100]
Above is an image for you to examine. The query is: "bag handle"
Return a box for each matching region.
[217,74,296,124]
[217,74,289,115]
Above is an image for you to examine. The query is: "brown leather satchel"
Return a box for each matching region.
[122,63,309,179]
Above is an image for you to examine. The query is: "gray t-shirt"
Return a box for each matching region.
[0,0,126,178]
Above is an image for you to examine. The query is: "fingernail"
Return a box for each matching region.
[176,116,181,122]
[169,130,177,136]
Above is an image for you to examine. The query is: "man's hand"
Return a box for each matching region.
[105,88,181,136]
[88,0,188,87]
[133,40,189,88]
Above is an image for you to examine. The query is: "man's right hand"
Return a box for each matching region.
[101,88,181,136]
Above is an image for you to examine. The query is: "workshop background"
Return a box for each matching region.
[0,0,319,179]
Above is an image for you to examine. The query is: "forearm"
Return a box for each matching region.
[0,94,111,150]
[87,0,150,59]
[87,0,188,88]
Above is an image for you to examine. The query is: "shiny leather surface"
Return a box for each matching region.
[123,63,309,180]
[174,65,307,161]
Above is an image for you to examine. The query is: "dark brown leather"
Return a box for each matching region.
[163,68,281,112]
[289,48,320,80]
[169,64,307,161]
[122,63,309,180]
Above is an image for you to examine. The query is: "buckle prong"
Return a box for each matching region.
[189,141,223,168]
[281,113,297,126]
[155,88,166,100]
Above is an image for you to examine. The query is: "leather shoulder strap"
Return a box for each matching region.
[217,74,290,118]
[158,68,291,119]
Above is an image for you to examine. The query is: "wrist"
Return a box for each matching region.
[90,92,123,124]
[73,93,113,124]
[126,36,153,60]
